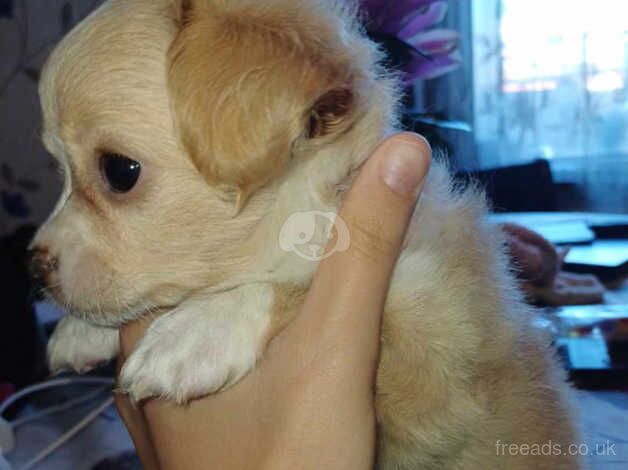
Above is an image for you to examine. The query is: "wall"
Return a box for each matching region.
[0,0,103,236]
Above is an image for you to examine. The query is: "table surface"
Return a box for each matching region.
[497,213,628,468]
[489,212,628,226]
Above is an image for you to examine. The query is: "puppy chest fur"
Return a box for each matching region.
[36,0,582,468]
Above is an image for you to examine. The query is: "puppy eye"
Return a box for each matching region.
[100,153,141,193]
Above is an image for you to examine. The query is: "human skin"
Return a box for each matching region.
[501,222,561,286]
[114,133,432,470]
[502,223,605,305]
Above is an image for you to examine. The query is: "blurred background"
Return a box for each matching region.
[0,1,627,469]
[0,0,627,233]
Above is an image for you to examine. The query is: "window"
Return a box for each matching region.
[473,0,628,178]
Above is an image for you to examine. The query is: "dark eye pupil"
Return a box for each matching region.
[101,154,141,193]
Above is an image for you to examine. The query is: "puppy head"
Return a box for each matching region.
[167,0,377,209]
[31,0,393,325]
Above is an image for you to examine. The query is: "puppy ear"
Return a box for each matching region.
[306,88,354,139]
[167,0,359,212]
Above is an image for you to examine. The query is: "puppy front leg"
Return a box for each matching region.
[47,316,119,374]
[119,283,274,404]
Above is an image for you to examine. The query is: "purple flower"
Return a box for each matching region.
[362,0,461,84]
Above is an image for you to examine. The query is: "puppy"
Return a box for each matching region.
[31,0,582,468]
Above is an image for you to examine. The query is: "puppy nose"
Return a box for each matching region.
[27,247,58,288]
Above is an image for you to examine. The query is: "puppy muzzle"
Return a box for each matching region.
[27,247,59,292]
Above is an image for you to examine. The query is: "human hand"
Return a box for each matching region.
[501,223,561,286]
[115,133,431,470]
[502,223,605,305]
[531,271,605,306]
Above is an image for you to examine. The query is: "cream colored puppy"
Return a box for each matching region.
[31,0,582,468]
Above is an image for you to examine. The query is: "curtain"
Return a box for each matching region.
[472,0,628,212]
[412,0,478,171]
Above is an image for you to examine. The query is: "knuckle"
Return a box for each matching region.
[345,212,397,262]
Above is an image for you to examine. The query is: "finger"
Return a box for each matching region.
[114,357,161,469]
[501,223,553,251]
[508,238,544,276]
[295,133,431,357]
[314,132,430,306]
[119,310,165,358]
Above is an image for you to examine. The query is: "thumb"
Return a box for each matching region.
[296,132,431,354]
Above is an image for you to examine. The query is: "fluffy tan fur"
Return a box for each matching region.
[33,0,582,468]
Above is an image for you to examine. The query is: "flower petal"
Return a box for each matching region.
[398,2,449,40]
[377,0,438,34]
[361,0,387,25]
[409,29,459,55]
[404,50,462,82]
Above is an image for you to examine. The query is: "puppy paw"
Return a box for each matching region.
[119,315,249,403]
[47,316,119,374]
[119,284,273,404]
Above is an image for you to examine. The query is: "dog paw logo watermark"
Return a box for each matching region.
[279,211,350,261]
